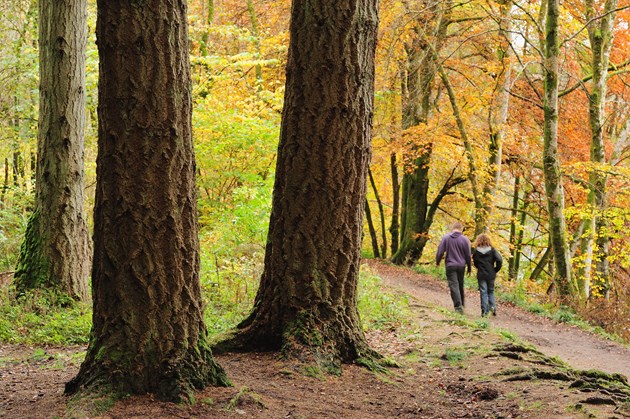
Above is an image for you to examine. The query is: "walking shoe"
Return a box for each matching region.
[490,306,496,316]
[455,306,464,314]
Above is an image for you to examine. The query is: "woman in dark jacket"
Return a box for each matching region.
[472,234,503,316]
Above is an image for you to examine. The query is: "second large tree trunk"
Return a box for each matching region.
[66,0,227,401]
[217,0,380,369]
[14,0,91,300]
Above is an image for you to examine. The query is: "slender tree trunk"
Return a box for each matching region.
[436,63,483,236]
[584,0,618,297]
[12,151,21,187]
[481,2,512,233]
[368,168,387,258]
[530,246,552,282]
[508,175,521,281]
[66,0,228,401]
[14,0,91,300]
[542,0,573,298]
[246,0,263,88]
[200,0,215,56]
[215,0,381,369]
[1,158,8,203]
[365,199,381,258]
[389,152,400,255]
[513,199,528,281]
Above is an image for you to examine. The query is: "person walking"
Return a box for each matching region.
[472,233,503,316]
[436,221,472,314]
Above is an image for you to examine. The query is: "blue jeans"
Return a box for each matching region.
[446,266,465,311]
[478,277,495,315]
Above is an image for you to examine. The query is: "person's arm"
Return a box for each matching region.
[466,239,472,274]
[494,249,503,272]
[436,237,446,265]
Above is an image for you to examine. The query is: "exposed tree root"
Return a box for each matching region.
[212,313,394,377]
[492,343,630,405]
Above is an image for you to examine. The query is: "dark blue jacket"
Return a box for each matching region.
[472,246,503,281]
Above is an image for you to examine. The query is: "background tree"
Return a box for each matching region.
[581,0,619,297]
[390,0,455,265]
[66,0,228,401]
[13,0,91,299]
[216,0,382,370]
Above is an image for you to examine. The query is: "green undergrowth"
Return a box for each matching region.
[0,260,412,346]
[358,267,411,331]
[496,283,626,345]
[0,286,91,345]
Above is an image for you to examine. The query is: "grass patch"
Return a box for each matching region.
[358,266,410,331]
[0,287,92,345]
[442,348,468,364]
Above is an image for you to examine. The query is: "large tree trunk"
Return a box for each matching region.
[215,0,381,369]
[66,0,228,401]
[14,0,91,300]
[542,0,574,298]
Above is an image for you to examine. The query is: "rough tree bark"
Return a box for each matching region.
[14,0,91,300]
[65,0,228,401]
[215,0,382,370]
[542,0,574,298]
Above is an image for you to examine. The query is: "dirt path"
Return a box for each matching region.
[367,260,630,379]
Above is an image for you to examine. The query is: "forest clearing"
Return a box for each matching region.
[1,0,630,416]
[2,262,630,418]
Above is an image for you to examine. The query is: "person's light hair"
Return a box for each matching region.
[475,233,492,248]
[451,221,464,231]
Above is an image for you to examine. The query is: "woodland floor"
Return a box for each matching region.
[1,261,630,418]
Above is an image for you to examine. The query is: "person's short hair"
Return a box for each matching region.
[475,233,492,247]
[451,221,464,231]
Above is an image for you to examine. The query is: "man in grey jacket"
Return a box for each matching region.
[436,221,472,314]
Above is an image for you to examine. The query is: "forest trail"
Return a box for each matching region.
[367,259,630,379]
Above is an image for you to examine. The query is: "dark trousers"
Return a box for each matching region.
[446,266,465,311]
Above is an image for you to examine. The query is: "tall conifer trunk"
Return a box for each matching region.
[216,0,381,368]
[66,0,228,401]
[14,0,91,300]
